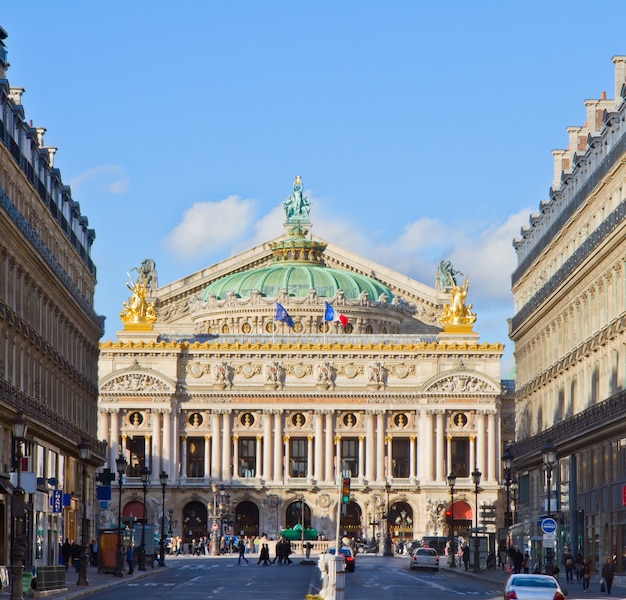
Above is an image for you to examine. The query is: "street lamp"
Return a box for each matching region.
[158,471,168,567]
[210,482,220,556]
[395,511,411,549]
[10,412,27,600]
[502,445,513,529]
[542,441,557,575]
[114,454,127,577]
[382,482,393,556]
[471,468,481,573]
[447,472,457,567]
[138,466,150,571]
[77,441,91,586]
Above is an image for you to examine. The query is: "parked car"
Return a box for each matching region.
[409,547,439,572]
[504,573,566,600]
[328,547,356,572]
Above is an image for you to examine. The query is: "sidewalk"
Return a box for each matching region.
[0,563,162,600]
[440,561,626,598]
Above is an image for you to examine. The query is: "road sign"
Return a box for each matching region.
[212,523,219,531]
[541,517,557,534]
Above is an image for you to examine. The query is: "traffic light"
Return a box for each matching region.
[445,509,452,524]
[341,477,351,504]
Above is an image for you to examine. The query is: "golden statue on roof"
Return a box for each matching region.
[120,261,157,330]
[439,277,477,331]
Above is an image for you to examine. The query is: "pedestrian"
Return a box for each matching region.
[581,557,591,592]
[523,551,530,574]
[126,544,135,574]
[71,541,81,572]
[601,555,616,595]
[90,539,99,566]
[563,548,574,583]
[462,545,469,570]
[237,539,249,564]
[575,553,583,582]
[258,543,271,566]
[61,538,72,571]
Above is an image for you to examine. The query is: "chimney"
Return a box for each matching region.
[612,56,626,102]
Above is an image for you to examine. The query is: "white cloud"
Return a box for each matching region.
[164,196,255,259]
[69,166,130,195]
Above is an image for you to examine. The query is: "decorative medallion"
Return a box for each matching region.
[453,412,468,427]
[129,411,143,426]
[394,413,408,428]
[345,323,354,334]
[189,412,203,427]
[342,413,357,428]
[221,324,229,334]
[291,413,306,427]
[319,322,329,333]
[240,363,257,379]
[293,322,303,333]
[265,322,276,333]
[241,322,251,334]
[240,412,255,427]
[342,364,359,379]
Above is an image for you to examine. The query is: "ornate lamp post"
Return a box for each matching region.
[158,471,168,567]
[77,441,91,586]
[210,482,219,556]
[471,468,481,573]
[502,446,513,529]
[138,466,150,571]
[10,412,27,600]
[447,472,456,567]
[382,481,393,556]
[114,454,127,577]
[542,441,557,574]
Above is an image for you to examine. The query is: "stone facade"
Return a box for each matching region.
[509,56,626,572]
[99,185,510,553]
[0,28,105,570]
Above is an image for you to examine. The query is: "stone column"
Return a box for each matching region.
[409,436,416,480]
[255,435,262,482]
[222,410,232,482]
[204,435,211,479]
[211,411,221,480]
[446,435,452,476]
[386,436,393,479]
[152,410,161,478]
[109,409,120,468]
[335,436,342,481]
[180,436,188,480]
[365,412,375,482]
[435,411,445,481]
[232,435,240,481]
[263,411,272,482]
[358,436,364,481]
[477,411,486,477]
[376,412,385,481]
[307,435,314,483]
[284,435,291,481]
[163,409,172,482]
[314,411,324,482]
[325,413,334,484]
[487,411,496,482]
[273,411,283,483]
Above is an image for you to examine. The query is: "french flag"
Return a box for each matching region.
[324,302,349,328]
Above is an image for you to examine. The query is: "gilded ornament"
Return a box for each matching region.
[120,266,157,329]
[439,277,477,331]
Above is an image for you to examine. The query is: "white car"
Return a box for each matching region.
[504,573,566,600]
[409,547,439,572]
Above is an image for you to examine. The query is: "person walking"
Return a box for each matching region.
[258,543,271,566]
[563,548,574,583]
[462,544,470,570]
[237,539,249,564]
[61,538,72,571]
[126,544,135,574]
[581,557,591,592]
[601,555,616,595]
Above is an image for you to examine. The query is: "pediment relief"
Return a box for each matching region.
[425,373,498,394]
[101,372,173,393]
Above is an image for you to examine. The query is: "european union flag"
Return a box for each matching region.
[275,303,294,327]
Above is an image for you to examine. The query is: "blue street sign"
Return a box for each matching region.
[50,489,62,514]
[541,517,557,533]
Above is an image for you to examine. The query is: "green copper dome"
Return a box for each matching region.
[201,177,394,302]
[201,263,393,301]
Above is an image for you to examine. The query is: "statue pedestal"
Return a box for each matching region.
[116,328,160,343]
[437,330,481,345]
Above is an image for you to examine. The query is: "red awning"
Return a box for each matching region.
[452,500,472,520]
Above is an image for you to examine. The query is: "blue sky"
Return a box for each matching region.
[3,1,626,377]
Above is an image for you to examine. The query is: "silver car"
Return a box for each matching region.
[409,547,439,572]
[504,573,567,600]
